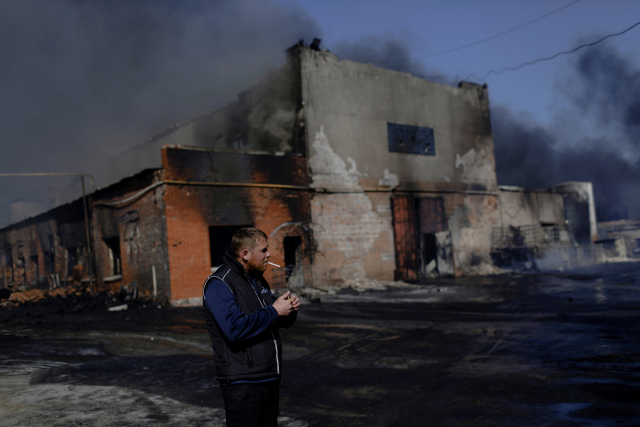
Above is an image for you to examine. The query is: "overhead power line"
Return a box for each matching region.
[373,0,584,64]
[460,19,640,82]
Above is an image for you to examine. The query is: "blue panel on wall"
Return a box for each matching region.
[387,122,435,156]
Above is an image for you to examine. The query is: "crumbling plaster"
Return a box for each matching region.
[307,126,391,287]
[299,49,497,192]
[300,49,461,186]
[310,193,389,287]
[448,195,501,276]
[308,126,361,190]
[455,146,497,188]
[299,47,504,282]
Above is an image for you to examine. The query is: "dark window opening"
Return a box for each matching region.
[1,247,12,287]
[44,252,55,275]
[415,197,447,277]
[104,238,121,276]
[422,233,438,273]
[209,225,251,269]
[67,247,78,278]
[30,255,40,286]
[283,236,302,280]
[387,122,435,156]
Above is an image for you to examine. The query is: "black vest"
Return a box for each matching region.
[203,252,283,382]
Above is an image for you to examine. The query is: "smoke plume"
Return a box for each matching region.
[0,0,320,226]
[331,34,450,84]
[493,43,640,221]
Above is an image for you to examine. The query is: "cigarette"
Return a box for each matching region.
[268,262,280,267]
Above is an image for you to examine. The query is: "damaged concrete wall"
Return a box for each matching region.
[598,220,640,258]
[299,49,496,190]
[553,182,598,243]
[304,125,394,287]
[447,195,501,275]
[161,146,311,302]
[298,47,499,283]
[498,187,565,227]
[108,59,304,183]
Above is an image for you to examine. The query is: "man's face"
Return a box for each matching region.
[243,239,270,275]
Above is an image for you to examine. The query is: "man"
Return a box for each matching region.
[203,227,300,427]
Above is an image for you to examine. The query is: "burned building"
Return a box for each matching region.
[493,182,598,270]
[0,42,600,303]
[596,219,640,259]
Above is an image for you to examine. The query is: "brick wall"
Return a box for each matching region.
[92,170,170,299]
[0,200,85,289]
[162,147,311,302]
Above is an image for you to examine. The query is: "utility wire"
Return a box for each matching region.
[373,0,584,64]
[460,19,640,82]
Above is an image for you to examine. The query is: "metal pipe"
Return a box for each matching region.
[95,179,501,208]
[152,265,157,299]
[0,173,94,190]
[81,177,94,293]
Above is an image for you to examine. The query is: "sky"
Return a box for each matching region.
[289,0,640,124]
[1,0,640,226]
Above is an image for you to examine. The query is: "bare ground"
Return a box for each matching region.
[1,261,640,426]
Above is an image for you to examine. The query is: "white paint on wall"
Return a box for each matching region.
[309,126,361,190]
[346,157,360,175]
[378,169,399,189]
[448,195,501,276]
[455,147,495,186]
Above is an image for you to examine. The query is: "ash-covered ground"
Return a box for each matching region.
[1,261,640,426]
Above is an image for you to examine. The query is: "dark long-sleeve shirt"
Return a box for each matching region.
[204,277,279,342]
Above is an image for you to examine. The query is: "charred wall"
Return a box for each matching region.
[553,182,598,244]
[297,46,500,284]
[499,188,565,227]
[0,168,172,299]
[161,146,311,302]
[0,198,88,290]
[91,169,170,300]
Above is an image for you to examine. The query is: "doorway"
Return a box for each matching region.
[415,197,447,276]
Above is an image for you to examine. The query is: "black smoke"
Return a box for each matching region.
[493,43,640,221]
[0,0,320,226]
[331,34,450,84]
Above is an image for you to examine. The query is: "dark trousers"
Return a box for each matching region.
[220,380,280,427]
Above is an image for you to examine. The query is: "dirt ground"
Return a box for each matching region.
[1,261,640,426]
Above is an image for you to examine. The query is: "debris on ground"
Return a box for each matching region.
[0,284,158,312]
[336,278,420,293]
[108,303,128,312]
[292,278,420,300]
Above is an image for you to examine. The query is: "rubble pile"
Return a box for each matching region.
[0,284,157,312]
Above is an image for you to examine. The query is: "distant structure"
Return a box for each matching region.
[0,41,605,302]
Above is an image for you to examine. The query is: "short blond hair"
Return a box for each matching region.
[230,228,267,257]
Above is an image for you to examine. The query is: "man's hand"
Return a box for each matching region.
[273,291,300,316]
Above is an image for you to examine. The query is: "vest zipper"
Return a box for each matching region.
[246,275,280,375]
